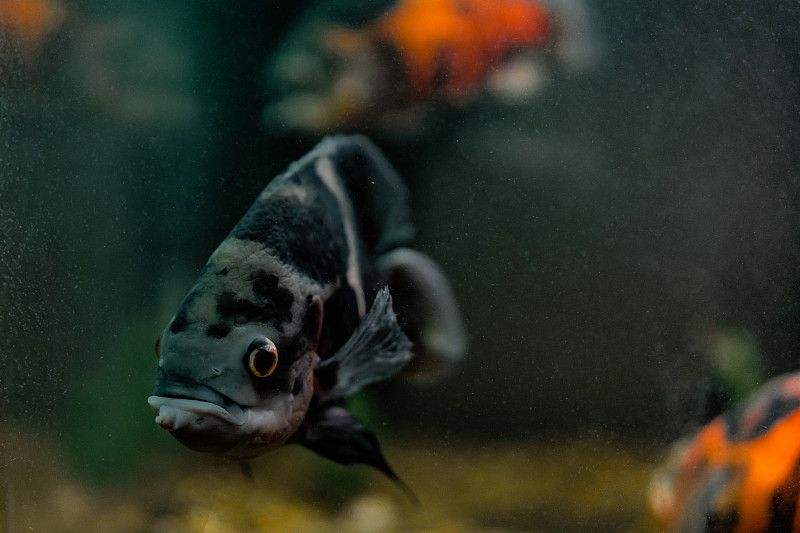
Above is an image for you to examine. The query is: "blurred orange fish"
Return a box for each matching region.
[264,0,595,132]
[371,0,551,98]
[649,372,800,533]
[0,0,66,59]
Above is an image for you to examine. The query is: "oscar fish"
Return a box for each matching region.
[264,0,580,132]
[649,372,800,533]
[147,135,466,489]
[369,0,552,99]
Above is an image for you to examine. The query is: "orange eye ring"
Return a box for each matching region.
[155,336,161,359]
[247,338,278,378]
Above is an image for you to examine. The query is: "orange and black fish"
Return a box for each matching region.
[0,0,66,60]
[264,0,587,132]
[649,372,800,533]
[368,0,552,98]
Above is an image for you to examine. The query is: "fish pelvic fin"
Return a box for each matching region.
[294,403,419,505]
[317,287,413,400]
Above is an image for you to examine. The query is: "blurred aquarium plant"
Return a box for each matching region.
[706,327,765,406]
[61,320,167,481]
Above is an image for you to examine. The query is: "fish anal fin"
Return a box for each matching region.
[294,403,418,504]
[377,248,467,376]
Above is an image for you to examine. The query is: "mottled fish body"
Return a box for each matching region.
[649,372,800,533]
[148,135,465,484]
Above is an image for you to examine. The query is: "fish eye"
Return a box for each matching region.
[155,336,161,359]
[247,337,278,378]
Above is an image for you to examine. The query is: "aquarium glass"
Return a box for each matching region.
[1,1,799,531]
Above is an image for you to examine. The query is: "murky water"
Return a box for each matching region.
[1,1,799,532]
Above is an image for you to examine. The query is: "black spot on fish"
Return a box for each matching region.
[206,323,231,338]
[251,270,293,310]
[218,267,229,276]
[215,286,293,330]
[217,292,266,324]
[229,165,349,284]
[170,269,294,337]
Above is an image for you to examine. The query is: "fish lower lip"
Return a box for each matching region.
[152,380,242,410]
[147,396,247,426]
[148,381,247,426]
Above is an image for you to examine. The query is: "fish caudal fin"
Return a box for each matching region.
[377,248,467,376]
[293,403,419,504]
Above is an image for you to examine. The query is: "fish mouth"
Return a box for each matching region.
[148,382,247,429]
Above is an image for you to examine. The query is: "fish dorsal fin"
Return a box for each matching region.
[317,287,413,400]
[265,135,414,254]
[327,135,414,254]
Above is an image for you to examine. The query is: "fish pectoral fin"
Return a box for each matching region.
[317,287,413,399]
[294,403,418,504]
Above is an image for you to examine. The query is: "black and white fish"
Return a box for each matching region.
[147,135,465,490]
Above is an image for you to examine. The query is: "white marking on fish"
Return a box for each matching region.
[315,157,366,317]
[260,182,309,203]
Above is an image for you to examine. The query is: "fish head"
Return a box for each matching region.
[148,291,323,460]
